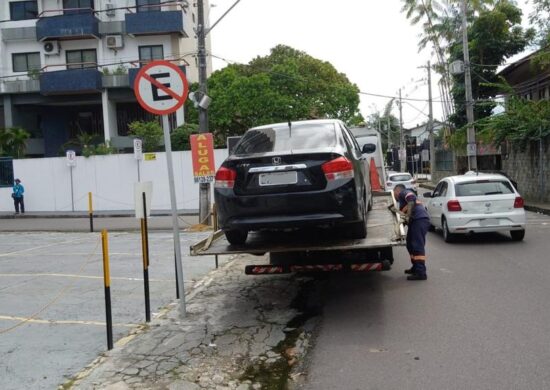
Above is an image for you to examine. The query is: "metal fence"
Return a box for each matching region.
[0,157,14,188]
[435,150,454,171]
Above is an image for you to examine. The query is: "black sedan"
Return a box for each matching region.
[214,119,373,245]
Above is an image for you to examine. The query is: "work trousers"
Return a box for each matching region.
[14,196,25,214]
[406,217,430,275]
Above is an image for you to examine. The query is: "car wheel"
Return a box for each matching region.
[225,229,248,245]
[510,229,525,241]
[367,192,373,211]
[442,218,455,243]
[348,200,367,239]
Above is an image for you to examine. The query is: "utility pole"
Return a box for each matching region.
[398,88,406,172]
[427,61,435,177]
[461,0,477,171]
[197,0,210,224]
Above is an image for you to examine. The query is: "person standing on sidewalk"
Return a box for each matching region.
[393,184,430,280]
[12,178,25,214]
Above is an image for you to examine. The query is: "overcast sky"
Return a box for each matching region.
[208,0,535,128]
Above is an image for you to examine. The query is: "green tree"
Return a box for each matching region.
[128,121,163,152]
[0,127,30,158]
[530,0,550,47]
[186,45,364,140]
[171,123,199,151]
[367,99,401,151]
[448,1,534,130]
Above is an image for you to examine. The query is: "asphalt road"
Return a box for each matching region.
[0,230,227,390]
[303,211,550,390]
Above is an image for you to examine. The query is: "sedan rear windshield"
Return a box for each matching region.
[390,174,412,181]
[455,180,515,197]
[233,123,336,155]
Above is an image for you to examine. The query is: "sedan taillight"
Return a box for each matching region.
[215,166,236,189]
[514,196,524,208]
[447,199,462,212]
[322,157,354,181]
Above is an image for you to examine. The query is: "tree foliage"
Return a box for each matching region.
[367,99,401,151]
[0,127,30,158]
[185,45,364,141]
[530,0,550,47]
[128,121,163,152]
[171,123,199,151]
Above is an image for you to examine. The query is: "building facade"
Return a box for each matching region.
[499,50,550,101]
[0,0,211,157]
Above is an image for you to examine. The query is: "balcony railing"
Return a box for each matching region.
[125,10,185,36]
[40,67,102,95]
[36,9,100,41]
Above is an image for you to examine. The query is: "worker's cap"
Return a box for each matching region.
[15,178,20,182]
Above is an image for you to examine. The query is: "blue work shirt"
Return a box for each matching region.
[13,183,24,198]
[398,189,429,220]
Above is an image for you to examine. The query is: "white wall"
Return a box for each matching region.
[0,149,228,212]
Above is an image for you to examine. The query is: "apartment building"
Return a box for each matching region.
[0,0,212,157]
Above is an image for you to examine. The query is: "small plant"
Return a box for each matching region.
[27,68,40,80]
[94,141,116,155]
[0,127,30,158]
[113,64,127,75]
[101,67,111,76]
[128,121,163,152]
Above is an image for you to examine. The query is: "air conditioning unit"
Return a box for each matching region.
[106,35,123,49]
[105,2,115,17]
[43,41,60,56]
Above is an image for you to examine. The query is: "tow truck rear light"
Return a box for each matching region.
[514,196,524,208]
[447,199,462,212]
[215,166,236,189]
[322,157,354,181]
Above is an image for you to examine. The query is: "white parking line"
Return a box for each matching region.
[0,273,172,283]
[0,237,95,258]
[0,315,136,328]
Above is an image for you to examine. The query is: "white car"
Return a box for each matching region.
[423,173,526,242]
[386,172,417,192]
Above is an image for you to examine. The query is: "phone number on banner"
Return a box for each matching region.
[194,176,214,184]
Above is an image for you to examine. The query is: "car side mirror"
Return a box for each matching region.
[362,143,376,154]
[423,192,432,198]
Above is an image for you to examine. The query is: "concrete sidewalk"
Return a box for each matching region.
[0,209,197,219]
[418,182,550,215]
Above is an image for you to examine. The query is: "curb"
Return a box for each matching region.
[0,211,198,220]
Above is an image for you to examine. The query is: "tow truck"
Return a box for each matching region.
[190,193,405,275]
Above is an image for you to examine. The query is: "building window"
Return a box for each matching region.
[139,45,164,65]
[137,0,161,12]
[12,52,41,73]
[0,158,15,188]
[63,0,94,14]
[10,1,38,21]
[66,49,97,69]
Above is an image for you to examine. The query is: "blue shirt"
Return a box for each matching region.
[398,189,429,220]
[13,183,24,198]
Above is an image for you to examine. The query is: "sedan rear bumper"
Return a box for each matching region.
[446,211,526,234]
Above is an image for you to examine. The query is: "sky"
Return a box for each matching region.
[208,0,535,129]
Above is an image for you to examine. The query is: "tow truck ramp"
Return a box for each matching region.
[190,195,405,275]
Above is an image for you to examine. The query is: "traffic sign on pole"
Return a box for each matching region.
[134,60,189,115]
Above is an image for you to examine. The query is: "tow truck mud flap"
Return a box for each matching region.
[244,260,391,275]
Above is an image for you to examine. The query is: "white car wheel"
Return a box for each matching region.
[442,218,455,243]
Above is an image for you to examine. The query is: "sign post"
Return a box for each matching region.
[134,60,189,317]
[66,150,76,212]
[134,138,143,182]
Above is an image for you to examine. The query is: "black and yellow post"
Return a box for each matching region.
[101,229,113,350]
[141,192,151,322]
[212,203,219,269]
[88,192,94,233]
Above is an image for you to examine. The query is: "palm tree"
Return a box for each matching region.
[5,127,30,158]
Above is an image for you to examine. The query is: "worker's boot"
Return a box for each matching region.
[407,273,427,281]
[404,267,415,274]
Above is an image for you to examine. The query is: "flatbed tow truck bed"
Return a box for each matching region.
[190,194,405,274]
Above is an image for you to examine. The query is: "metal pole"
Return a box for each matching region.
[427,61,435,177]
[162,115,186,316]
[462,0,477,171]
[540,125,544,202]
[197,0,211,225]
[88,192,94,233]
[101,229,113,350]
[137,160,141,182]
[141,192,151,323]
[398,89,406,172]
[70,166,75,212]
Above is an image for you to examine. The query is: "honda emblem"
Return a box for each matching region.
[272,157,282,165]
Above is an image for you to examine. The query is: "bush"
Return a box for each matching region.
[128,121,163,152]
[171,123,199,151]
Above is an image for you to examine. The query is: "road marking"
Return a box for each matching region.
[0,315,136,328]
[0,237,94,258]
[0,273,172,283]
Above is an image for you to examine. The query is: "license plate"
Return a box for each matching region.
[480,218,499,226]
[259,171,297,186]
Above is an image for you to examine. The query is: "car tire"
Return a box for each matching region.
[348,200,367,239]
[367,193,373,211]
[225,229,248,245]
[442,217,455,243]
[510,229,525,241]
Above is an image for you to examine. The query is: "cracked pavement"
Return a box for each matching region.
[68,255,319,390]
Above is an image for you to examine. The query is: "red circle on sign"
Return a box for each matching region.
[134,60,189,115]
